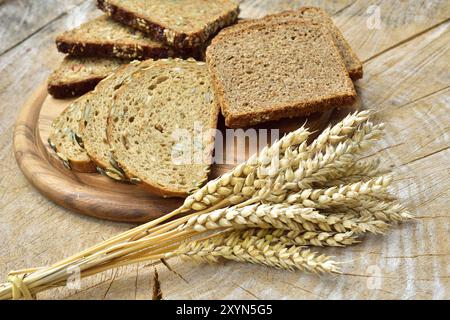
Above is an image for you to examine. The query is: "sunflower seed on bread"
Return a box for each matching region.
[97,0,240,49]
[56,15,204,60]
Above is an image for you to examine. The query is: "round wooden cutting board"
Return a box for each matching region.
[13,83,340,223]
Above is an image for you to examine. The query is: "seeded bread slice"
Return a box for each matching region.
[49,60,148,174]
[206,20,357,128]
[48,56,125,99]
[56,15,203,60]
[81,60,156,180]
[48,94,97,172]
[108,58,219,197]
[97,0,239,49]
[217,7,363,80]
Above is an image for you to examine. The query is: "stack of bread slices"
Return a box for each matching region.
[48,1,363,198]
[48,0,240,98]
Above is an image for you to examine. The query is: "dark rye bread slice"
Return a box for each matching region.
[81,60,156,180]
[48,93,97,172]
[48,56,125,99]
[97,0,239,49]
[206,20,357,128]
[217,7,363,80]
[56,15,203,60]
[108,58,220,197]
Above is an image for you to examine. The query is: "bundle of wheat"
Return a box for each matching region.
[0,111,413,300]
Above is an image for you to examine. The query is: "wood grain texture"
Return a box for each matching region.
[0,0,88,54]
[13,83,333,222]
[0,0,449,300]
[333,0,450,61]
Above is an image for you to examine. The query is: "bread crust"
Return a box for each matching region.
[65,159,98,173]
[215,7,363,80]
[106,59,220,198]
[47,77,104,99]
[206,20,357,128]
[48,94,98,172]
[81,62,146,180]
[97,0,239,49]
[56,38,205,61]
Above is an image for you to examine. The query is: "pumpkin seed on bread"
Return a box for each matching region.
[81,60,155,180]
[48,94,97,172]
[49,60,147,175]
[108,58,219,197]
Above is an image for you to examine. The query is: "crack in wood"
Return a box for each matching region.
[384,253,450,259]
[278,280,325,298]
[331,0,357,17]
[231,282,261,300]
[396,146,450,168]
[152,268,163,300]
[102,269,118,300]
[160,258,189,284]
[363,18,450,64]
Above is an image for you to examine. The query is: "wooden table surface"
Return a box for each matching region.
[0,0,449,300]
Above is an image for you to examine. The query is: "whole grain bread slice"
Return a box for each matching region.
[48,56,125,99]
[217,7,363,80]
[108,58,219,197]
[81,60,156,180]
[97,0,239,49]
[48,93,97,172]
[56,15,203,60]
[49,60,149,174]
[206,19,357,128]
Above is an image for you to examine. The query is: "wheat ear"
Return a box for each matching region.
[236,228,360,247]
[307,110,372,155]
[171,231,341,274]
[181,203,389,234]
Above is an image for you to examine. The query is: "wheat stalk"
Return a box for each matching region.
[184,112,379,212]
[0,111,414,300]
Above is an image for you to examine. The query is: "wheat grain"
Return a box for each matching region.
[286,175,393,207]
[294,122,385,189]
[172,231,341,273]
[238,228,360,247]
[307,111,372,155]
[0,111,413,300]
[182,203,389,234]
[182,126,311,212]
[318,158,385,187]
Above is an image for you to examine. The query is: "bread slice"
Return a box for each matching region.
[97,0,239,49]
[206,20,357,128]
[48,94,97,172]
[48,56,125,99]
[217,7,363,80]
[49,60,149,174]
[81,60,156,180]
[108,58,220,197]
[56,15,203,60]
